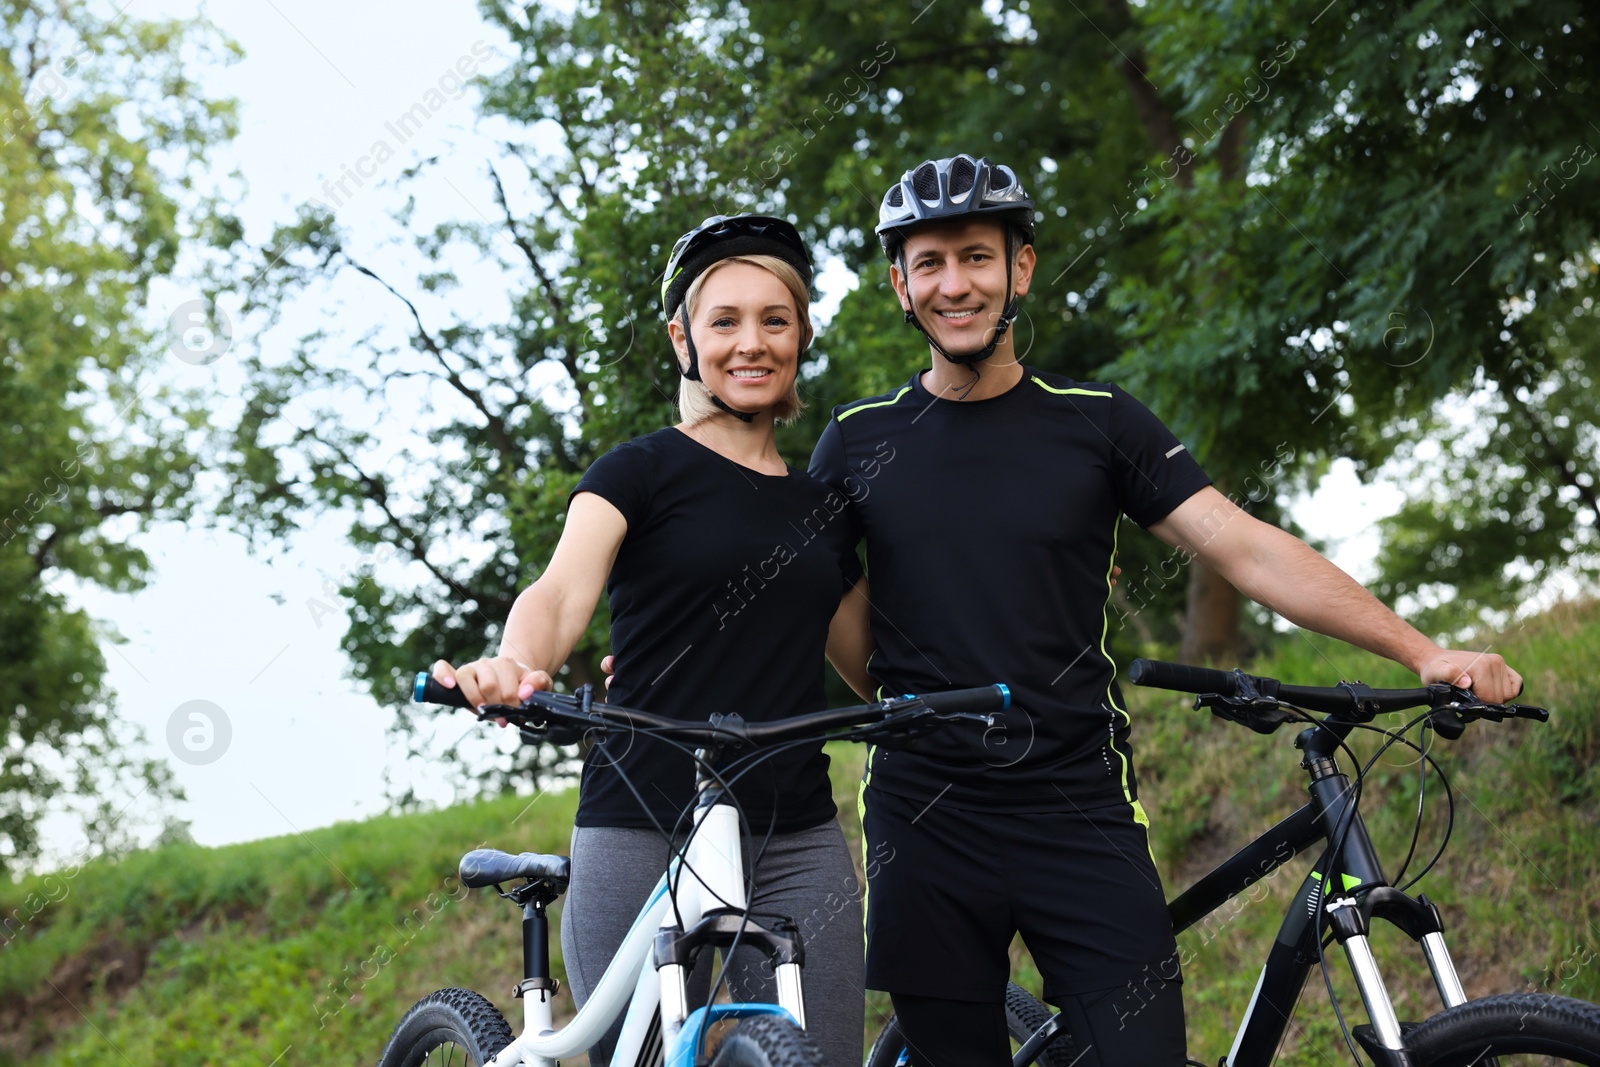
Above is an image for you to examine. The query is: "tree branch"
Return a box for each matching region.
[505,142,579,225]
[1215,112,1249,183]
[1100,0,1195,189]
[486,164,568,323]
[314,435,488,608]
[486,163,588,416]
[344,256,523,468]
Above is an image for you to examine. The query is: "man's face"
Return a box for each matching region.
[889,219,1036,359]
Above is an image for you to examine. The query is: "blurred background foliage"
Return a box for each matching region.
[4,0,1600,1060]
[6,0,1598,826]
[0,0,238,872]
[219,0,1599,796]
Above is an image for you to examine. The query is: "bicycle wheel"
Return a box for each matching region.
[1005,982,1079,1067]
[377,987,514,1067]
[861,984,1077,1067]
[863,1015,908,1067]
[1404,993,1600,1065]
[708,1014,827,1066]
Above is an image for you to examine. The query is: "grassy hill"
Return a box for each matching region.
[2,602,1597,1065]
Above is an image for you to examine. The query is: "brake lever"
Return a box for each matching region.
[477,697,590,747]
[1510,703,1550,723]
[1196,693,1295,735]
[849,705,943,750]
[473,703,523,723]
[1425,685,1550,739]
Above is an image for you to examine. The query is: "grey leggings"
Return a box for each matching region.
[561,820,864,1067]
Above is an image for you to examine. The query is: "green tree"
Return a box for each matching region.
[1373,262,1600,634]
[0,1,238,869]
[221,2,793,790]
[222,0,1600,806]
[732,0,1600,660]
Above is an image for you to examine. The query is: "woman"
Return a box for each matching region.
[432,215,872,1066]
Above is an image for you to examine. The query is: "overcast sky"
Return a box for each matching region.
[43,0,1403,863]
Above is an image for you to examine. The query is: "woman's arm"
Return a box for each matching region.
[826,576,877,701]
[432,492,627,707]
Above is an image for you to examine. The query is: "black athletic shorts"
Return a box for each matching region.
[861,785,1181,1002]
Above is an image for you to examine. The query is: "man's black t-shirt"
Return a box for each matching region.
[572,427,860,832]
[808,368,1211,811]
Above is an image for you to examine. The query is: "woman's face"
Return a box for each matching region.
[673,261,804,414]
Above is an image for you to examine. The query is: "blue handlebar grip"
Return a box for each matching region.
[414,671,475,709]
[997,683,1011,710]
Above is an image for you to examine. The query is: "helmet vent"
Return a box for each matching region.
[990,168,1013,191]
[886,185,904,208]
[911,162,941,203]
[949,156,977,200]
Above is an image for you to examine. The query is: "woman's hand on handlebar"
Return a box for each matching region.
[431,657,552,725]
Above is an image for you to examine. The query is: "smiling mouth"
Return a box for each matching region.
[729,369,774,380]
[936,309,981,324]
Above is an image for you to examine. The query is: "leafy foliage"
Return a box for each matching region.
[0,1,238,871]
[735,0,1600,646]
[221,0,1600,799]
[221,2,804,790]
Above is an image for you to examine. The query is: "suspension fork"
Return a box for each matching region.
[1298,725,1477,1063]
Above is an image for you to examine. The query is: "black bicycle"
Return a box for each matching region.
[866,659,1600,1066]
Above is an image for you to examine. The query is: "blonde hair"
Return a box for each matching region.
[675,254,809,425]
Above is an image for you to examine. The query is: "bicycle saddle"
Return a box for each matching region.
[458,848,571,891]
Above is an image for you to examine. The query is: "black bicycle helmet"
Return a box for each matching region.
[873,155,1037,367]
[660,214,813,421]
[662,214,812,323]
[875,154,1035,263]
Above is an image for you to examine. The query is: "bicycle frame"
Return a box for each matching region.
[484,797,806,1067]
[1166,721,1472,1067]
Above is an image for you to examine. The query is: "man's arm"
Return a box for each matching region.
[1148,487,1523,702]
[826,576,877,701]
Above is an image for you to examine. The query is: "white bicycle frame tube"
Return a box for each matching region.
[654,803,746,1056]
[485,797,750,1067]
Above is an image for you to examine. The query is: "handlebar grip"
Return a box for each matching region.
[1128,658,1240,696]
[912,685,1012,715]
[414,671,474,709]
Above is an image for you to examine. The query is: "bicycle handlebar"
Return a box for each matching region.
[1128,658,1430,715]
[413,672,1011,748]
[1127,657,1547,732]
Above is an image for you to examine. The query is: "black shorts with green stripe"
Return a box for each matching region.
[860,784,1181,1003]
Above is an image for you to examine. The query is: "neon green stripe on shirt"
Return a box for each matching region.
[836,386,912,421]
[1031,376,1111,398]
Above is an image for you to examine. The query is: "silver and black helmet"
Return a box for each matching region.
[875,154,1035,262]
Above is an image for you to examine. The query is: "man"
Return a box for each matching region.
[807,154,1522,1066]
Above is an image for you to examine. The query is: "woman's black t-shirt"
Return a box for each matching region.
[570,427,861,833]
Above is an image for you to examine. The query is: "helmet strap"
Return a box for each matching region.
[677,305,757,424]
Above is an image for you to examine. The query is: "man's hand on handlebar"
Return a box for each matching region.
[431,656,553,726]
[1417,648,1523,705]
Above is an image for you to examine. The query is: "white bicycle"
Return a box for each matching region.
[378,672,1009,1067]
